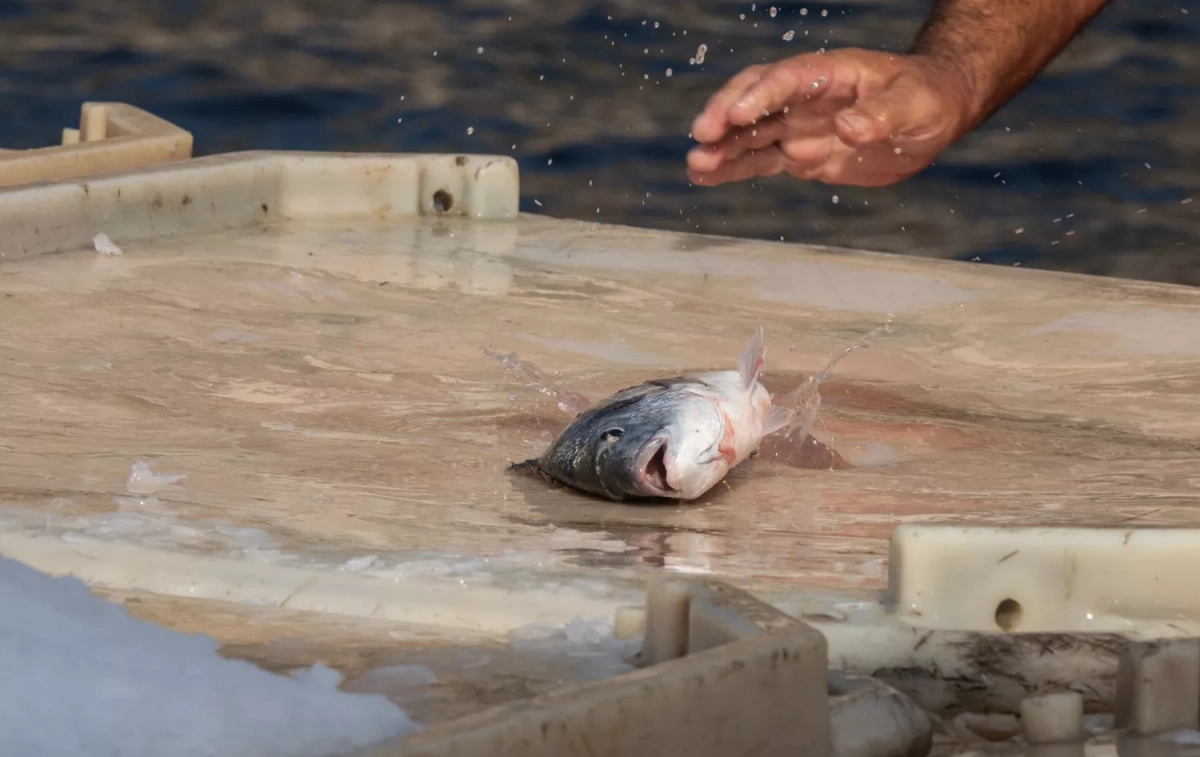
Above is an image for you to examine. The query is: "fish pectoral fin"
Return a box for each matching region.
[762,405,792,436]
[507,458,544,476]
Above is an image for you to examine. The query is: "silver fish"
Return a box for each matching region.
[509,327,789,501]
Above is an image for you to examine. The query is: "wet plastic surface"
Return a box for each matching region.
[1,165,1199,605]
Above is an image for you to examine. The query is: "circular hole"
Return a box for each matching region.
[432,189,454,213]
[994,598,1023,631]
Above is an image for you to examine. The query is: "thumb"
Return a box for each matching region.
[834,74,938,147]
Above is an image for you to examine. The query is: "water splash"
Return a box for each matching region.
[483,346,592,416]
[774,315,895,445]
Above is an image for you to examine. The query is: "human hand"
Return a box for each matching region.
[686,49,977,188]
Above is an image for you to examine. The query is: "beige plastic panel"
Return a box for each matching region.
[888,524,1200,632]
[0,150,518,261]
[0,102,194,189]
[355,577,833,757]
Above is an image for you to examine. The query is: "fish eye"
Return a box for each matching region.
[602,428,624,442]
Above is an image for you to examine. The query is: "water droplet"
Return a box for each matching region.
[893,147,902,154]
[397,118,402,123]
[548,158,553,165]
[1015,228,1024,234]
[739,13,746,20]
[769,6,778,16]
[832,195,839,204]
[694,43,708,64]
[783,30,795,41]
[466,126,474,135]
[477,46,484,54]
[666,68,673,77]
[821,8,828,16]
[654,21,660,28]
[800,7,808,14]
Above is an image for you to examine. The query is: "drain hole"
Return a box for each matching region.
[994,598,1023,631]
[432,189,454,213]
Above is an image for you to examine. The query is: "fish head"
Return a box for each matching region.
[536,383,728,501]
[642,395,731,500]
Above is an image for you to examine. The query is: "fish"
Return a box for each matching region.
[508,327,790,502]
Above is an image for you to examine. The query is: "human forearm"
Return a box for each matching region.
[911,0,1113,133]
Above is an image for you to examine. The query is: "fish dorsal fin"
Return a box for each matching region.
[736,325,767,389]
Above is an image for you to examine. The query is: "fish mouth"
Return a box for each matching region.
[634,435,676,496]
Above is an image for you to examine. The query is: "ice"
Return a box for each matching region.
[0,554,419,757]
[1162,729,1200,745]
[341,555,380,572]
[506,616,639,679]
[126,460,187,494]
[92,232,123,256]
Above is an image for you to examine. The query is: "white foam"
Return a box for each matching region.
[0,554,419,757]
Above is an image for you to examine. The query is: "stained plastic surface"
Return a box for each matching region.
[2,150,1199,619]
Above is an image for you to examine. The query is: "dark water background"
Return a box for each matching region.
[1,0,1197,285]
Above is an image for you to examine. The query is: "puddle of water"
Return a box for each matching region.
[1,217,1199,598]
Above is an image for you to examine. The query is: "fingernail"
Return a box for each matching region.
[734,96,755,111]
[837,112,870,137]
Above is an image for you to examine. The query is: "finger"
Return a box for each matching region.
[726,54,850,126]
[688,145,787,186]
[834,73,943,147]
[778,135,838,171]
[687,116,789,172]
[691,65,769,144]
